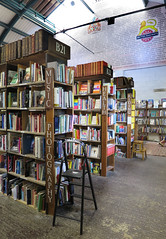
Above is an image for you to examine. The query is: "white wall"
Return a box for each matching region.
[123,65,166,100]
[53,3,166,100]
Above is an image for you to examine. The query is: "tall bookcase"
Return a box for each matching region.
[136,100,166,141]
[135,100,148,140]
[0,29,74,215]
[114,77,135,158]
[74,62,116,176]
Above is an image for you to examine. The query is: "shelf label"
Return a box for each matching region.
[102,86,108,115]
[45,68,54,109]
[127,93,132,115]
[51,39,70,59]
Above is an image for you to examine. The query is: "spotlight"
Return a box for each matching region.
[71,1,75,6]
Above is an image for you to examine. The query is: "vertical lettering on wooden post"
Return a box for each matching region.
[127,92,132,158]
[102,86,108,116]
[45,68,55,215]
[101,86,108,176]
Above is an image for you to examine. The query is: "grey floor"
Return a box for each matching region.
[0,155,166,239]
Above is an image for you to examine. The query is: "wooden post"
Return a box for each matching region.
[45,68,55,215]
[101,86,108,176]
[127,92,132,158]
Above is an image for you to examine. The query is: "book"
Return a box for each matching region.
[93,81,101,94]
[148,99,154,108]
[22,134,34,155]
[8,70,18,85]
[23,67,31,83]
[90,146,100,158]
[79,83,88,95]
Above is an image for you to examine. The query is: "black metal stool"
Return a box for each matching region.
[52,139,97,235]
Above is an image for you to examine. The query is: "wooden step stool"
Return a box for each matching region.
[132,140,147,160]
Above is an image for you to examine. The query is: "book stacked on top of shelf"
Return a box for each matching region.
[0,29,54,63]
[76,61,113,77]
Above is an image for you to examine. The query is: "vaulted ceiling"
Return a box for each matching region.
[0,0,165,45]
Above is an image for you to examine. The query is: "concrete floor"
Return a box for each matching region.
[0,155,166,239]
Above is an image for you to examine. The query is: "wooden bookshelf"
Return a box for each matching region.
[74,64,116,176]
[114,83,135,158]
[135,100,166,141]
[0,29,74,215]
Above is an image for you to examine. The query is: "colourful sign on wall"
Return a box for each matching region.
[88,17,101,34]
[136,19,159,42]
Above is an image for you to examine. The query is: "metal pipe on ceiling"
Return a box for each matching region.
[55,3,166,34]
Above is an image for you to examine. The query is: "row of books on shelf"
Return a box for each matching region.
[7,86,73,109]
[147,127,166,134]
[1,64,74,87]
[74,81,101,95]
[0,114,6,129]
[116,89,127,99]
[8,133,45,158]
[0,91,6,108]
[137,118,147,125]
[48,62,75,84]
[116,125,127,133]
[54,114,73,134]
[74,97,101,110]
[9,178,46,211]
[138,125,166,134]
[147,118,166,125]
[74,128,101,141]
[8,63,45,86]
[103,83,116,95]
[135,110,146,117]
[136,99,166,108]
[8,89,45,108]
[108,113,116,125]
[116,101,127,111]
[147,110,166,117]
[54,88,73,108]
[74,113,101,126]
[76,61,112,77]
[0,29,54,63]
[8,155,45,181]
[116,112,126,122]
[138,126,147,133]
[8,113,45,133]
[115,135,127,145]
[54,140,102,159]
[74,143,101,158]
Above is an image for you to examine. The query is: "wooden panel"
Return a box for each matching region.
[48,37,70,60]
[101,86,108,176]
[45,68,55,215]
[45,68,54,109]
[127,93,132,158]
